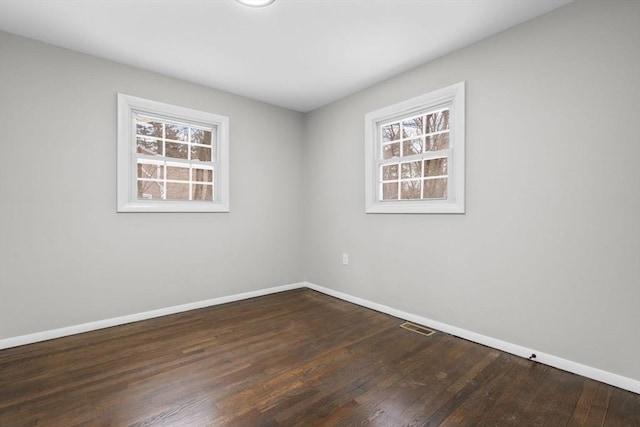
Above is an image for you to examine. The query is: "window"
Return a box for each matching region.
[117,94,229,212]
[364,82,465,213]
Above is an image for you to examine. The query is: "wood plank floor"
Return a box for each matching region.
[0,289,638,426]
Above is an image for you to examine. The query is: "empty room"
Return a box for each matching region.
[0,0,638,425]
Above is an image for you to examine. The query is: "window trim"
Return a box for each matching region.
[364,81,465,214]
[117,93,229,212]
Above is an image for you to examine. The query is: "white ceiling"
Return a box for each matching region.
[0,0,571,112]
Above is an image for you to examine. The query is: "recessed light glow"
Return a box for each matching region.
[236,0,276,7]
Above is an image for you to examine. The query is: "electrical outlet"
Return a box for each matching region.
[342,253,349,266]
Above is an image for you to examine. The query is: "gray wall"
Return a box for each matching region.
[0,32,305,338]
[303,0,640,381]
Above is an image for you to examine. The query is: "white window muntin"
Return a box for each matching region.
[378,106,451,159]
[379,156,448,183]
[378,156,449,202]
[136,159,214,193]
[118,93,229,212]
[364,81,465,213]
[134,112,217,162]
[376,104,453,202]
[134,113,217,189]
[135,113,216,160]
[132,112,217,203]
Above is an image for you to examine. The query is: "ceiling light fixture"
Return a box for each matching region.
[236,0,276,7]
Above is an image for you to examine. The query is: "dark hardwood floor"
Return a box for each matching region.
[0,288,638,426]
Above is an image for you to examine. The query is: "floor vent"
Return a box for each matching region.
[399,322,436,336]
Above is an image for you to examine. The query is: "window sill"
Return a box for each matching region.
[118,200,229,213]
[366,200,464,214]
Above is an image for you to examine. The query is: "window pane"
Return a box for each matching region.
[382,123,400,142]
[165,124,188,141]
[424,178,447,199]
[166,183,190,201]
[137,180,163,200]
[425,110,449,133]
[382,164,398,181]
[190,128,212,145]
[401,161,422,179]
[137,162,163,179]
[191,146,212,162]
[136,118,163,138]
[192,184,213,201]
[424,158,448,177]
[402,138,423,156]
[382,182,398,200]
[400,180,422,199]
[425,133,449,151]
[402,117,423,138]
[382,142,400,160]
[166,165,190,181]
[192,167,213,183]
[166,142,188,159]
[136,137,162,156]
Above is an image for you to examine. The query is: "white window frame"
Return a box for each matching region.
[364,81,465,214]
[117,93,229,212]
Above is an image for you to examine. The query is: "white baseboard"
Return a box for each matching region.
[304,282,640,394]
[1,280,637,394]
[0,282,305,350]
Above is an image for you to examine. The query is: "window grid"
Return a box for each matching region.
[380,159,448,200]
[377,108,451,201]
[134,114,216,202]
[379,109,449,156]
